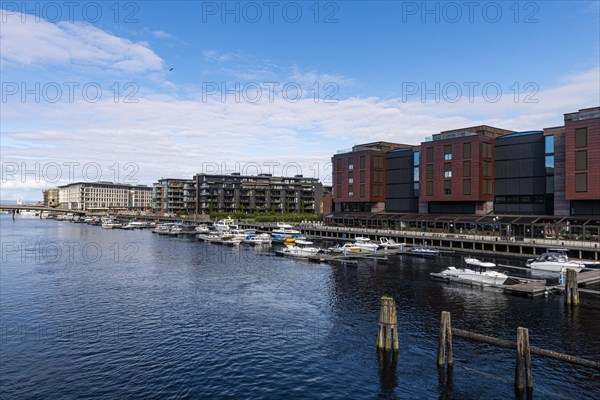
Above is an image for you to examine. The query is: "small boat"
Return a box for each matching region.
[353,237,379,252]
[101,219,122,229]
[526,253,585,273]
[407,246,439,257]
[257,233,272,245]
[41,211,52,219]
[198,232,222,243]
[213,217,238,232]
[153,223,175,234]
[432,258,509,286]
[243,235,263,245]
[18,209,40,217]
[195,224,210,234]
[281,240,321,257]
[379,237,405,250]
[271,223,302,239]
[127,220,149,229]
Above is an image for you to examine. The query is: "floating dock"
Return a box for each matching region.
[431,269,600,298]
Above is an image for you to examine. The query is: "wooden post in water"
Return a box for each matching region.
[376,296,399,352]
[437,311,453,367]
[565,268,580,306]
[515,327,533,391]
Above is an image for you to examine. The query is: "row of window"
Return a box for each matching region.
[423,179,493,196]
[425,142,476,162]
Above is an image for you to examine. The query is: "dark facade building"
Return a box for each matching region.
[332,142,409,213]
[564,107,600,215]
[494,131,552,215]
[385,146,420,213]
[152,178,196,215]
[419,125,514,214]
[195,173,323,214]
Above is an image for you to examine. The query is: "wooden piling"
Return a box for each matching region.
[515,327,533,390]
[376,296,399,352]
[565,268,580,306]
[437,311,453,367]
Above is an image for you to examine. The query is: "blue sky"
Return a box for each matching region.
[1,1,599,200]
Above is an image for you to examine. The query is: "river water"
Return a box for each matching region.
[1,215,599,399]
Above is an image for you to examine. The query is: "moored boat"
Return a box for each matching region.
[526,253,585,273]
[432,258,509,286]
[281,240,321,257]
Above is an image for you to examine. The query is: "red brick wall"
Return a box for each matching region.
[565,117,600,200]
[333,150,385,203]
[419,135,494,202]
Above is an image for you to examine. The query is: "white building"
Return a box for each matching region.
[58,182,152,211]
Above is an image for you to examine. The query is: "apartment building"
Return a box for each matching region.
[194,173,323,214]
[332,142,410,213]
[152,178,196,215]
[385,146,420,213]
[58,182,152,211]
[43,188,59,207]
[419,126,514,214]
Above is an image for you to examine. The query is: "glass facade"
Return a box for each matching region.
[545,135,554,194]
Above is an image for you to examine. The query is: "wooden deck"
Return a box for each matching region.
[503,269,600,297]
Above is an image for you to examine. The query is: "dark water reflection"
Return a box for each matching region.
[1,216,599,399]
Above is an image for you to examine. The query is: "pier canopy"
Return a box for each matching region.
[325,212,600,244]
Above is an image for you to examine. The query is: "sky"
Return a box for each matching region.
[1,0,599,201]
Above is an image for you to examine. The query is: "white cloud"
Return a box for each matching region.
[0,10,164,73]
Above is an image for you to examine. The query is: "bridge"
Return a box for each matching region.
[0,204,86,215]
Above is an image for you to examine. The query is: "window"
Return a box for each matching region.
[444,163,452,178]
[545,156,554,175]
[575,150,587,171]
[374,184,384,197]
[348,178,354,184]
[546,176,554,194]
[426,164,434,179]
[482,142,492,158]
[360,185,365,197]
[426,147,433,162]
[575,128,587,148]
[444,145,452,161]
[463,142,471,158]
[414,167,420,183]
[360,170,365,183]
[545,135,554,154]
[444,180,451,195]
[483,179,493,195]
[348,191,354,197]
[374,156,384,168]
[463,179,471,195]
[483,161,492,177]
[413,151,420,167]
[426,181,433,196]
[575,173,587,192]
[336,186,341,198]
[463,161,471,177]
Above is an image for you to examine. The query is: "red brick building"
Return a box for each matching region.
[564,107,600,215]
[419,125,514,214]
[332,142,409,212]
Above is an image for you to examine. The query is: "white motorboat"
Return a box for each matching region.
[127,220,149,229]
[257,233,272,245]
[379,237,405,250]
[195,224,210,234]
[463,257,496,268]
[407,246,440,257]
[281,240,321,257]
[101,219,122,229]
[353,237,379,252]
[41,211,52,219]
[198,232,222,243]
[433,258,509,286]
[18,209,40,217]
[153,223,175,234]
[243,235,263,245]
[214,217,238,232]
[271,223,302,240]
[526,253,585,273]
